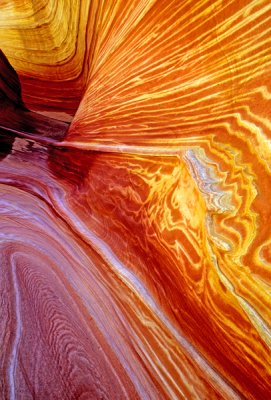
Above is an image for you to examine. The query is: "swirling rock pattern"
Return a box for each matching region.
[1,1,271,399]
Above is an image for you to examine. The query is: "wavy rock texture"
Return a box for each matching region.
[0,0,94,118]
[1,0,271,399]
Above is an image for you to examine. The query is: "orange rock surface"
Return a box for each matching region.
[1,1,271,399]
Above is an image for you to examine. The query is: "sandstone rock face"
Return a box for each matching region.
[0,1,271,399]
